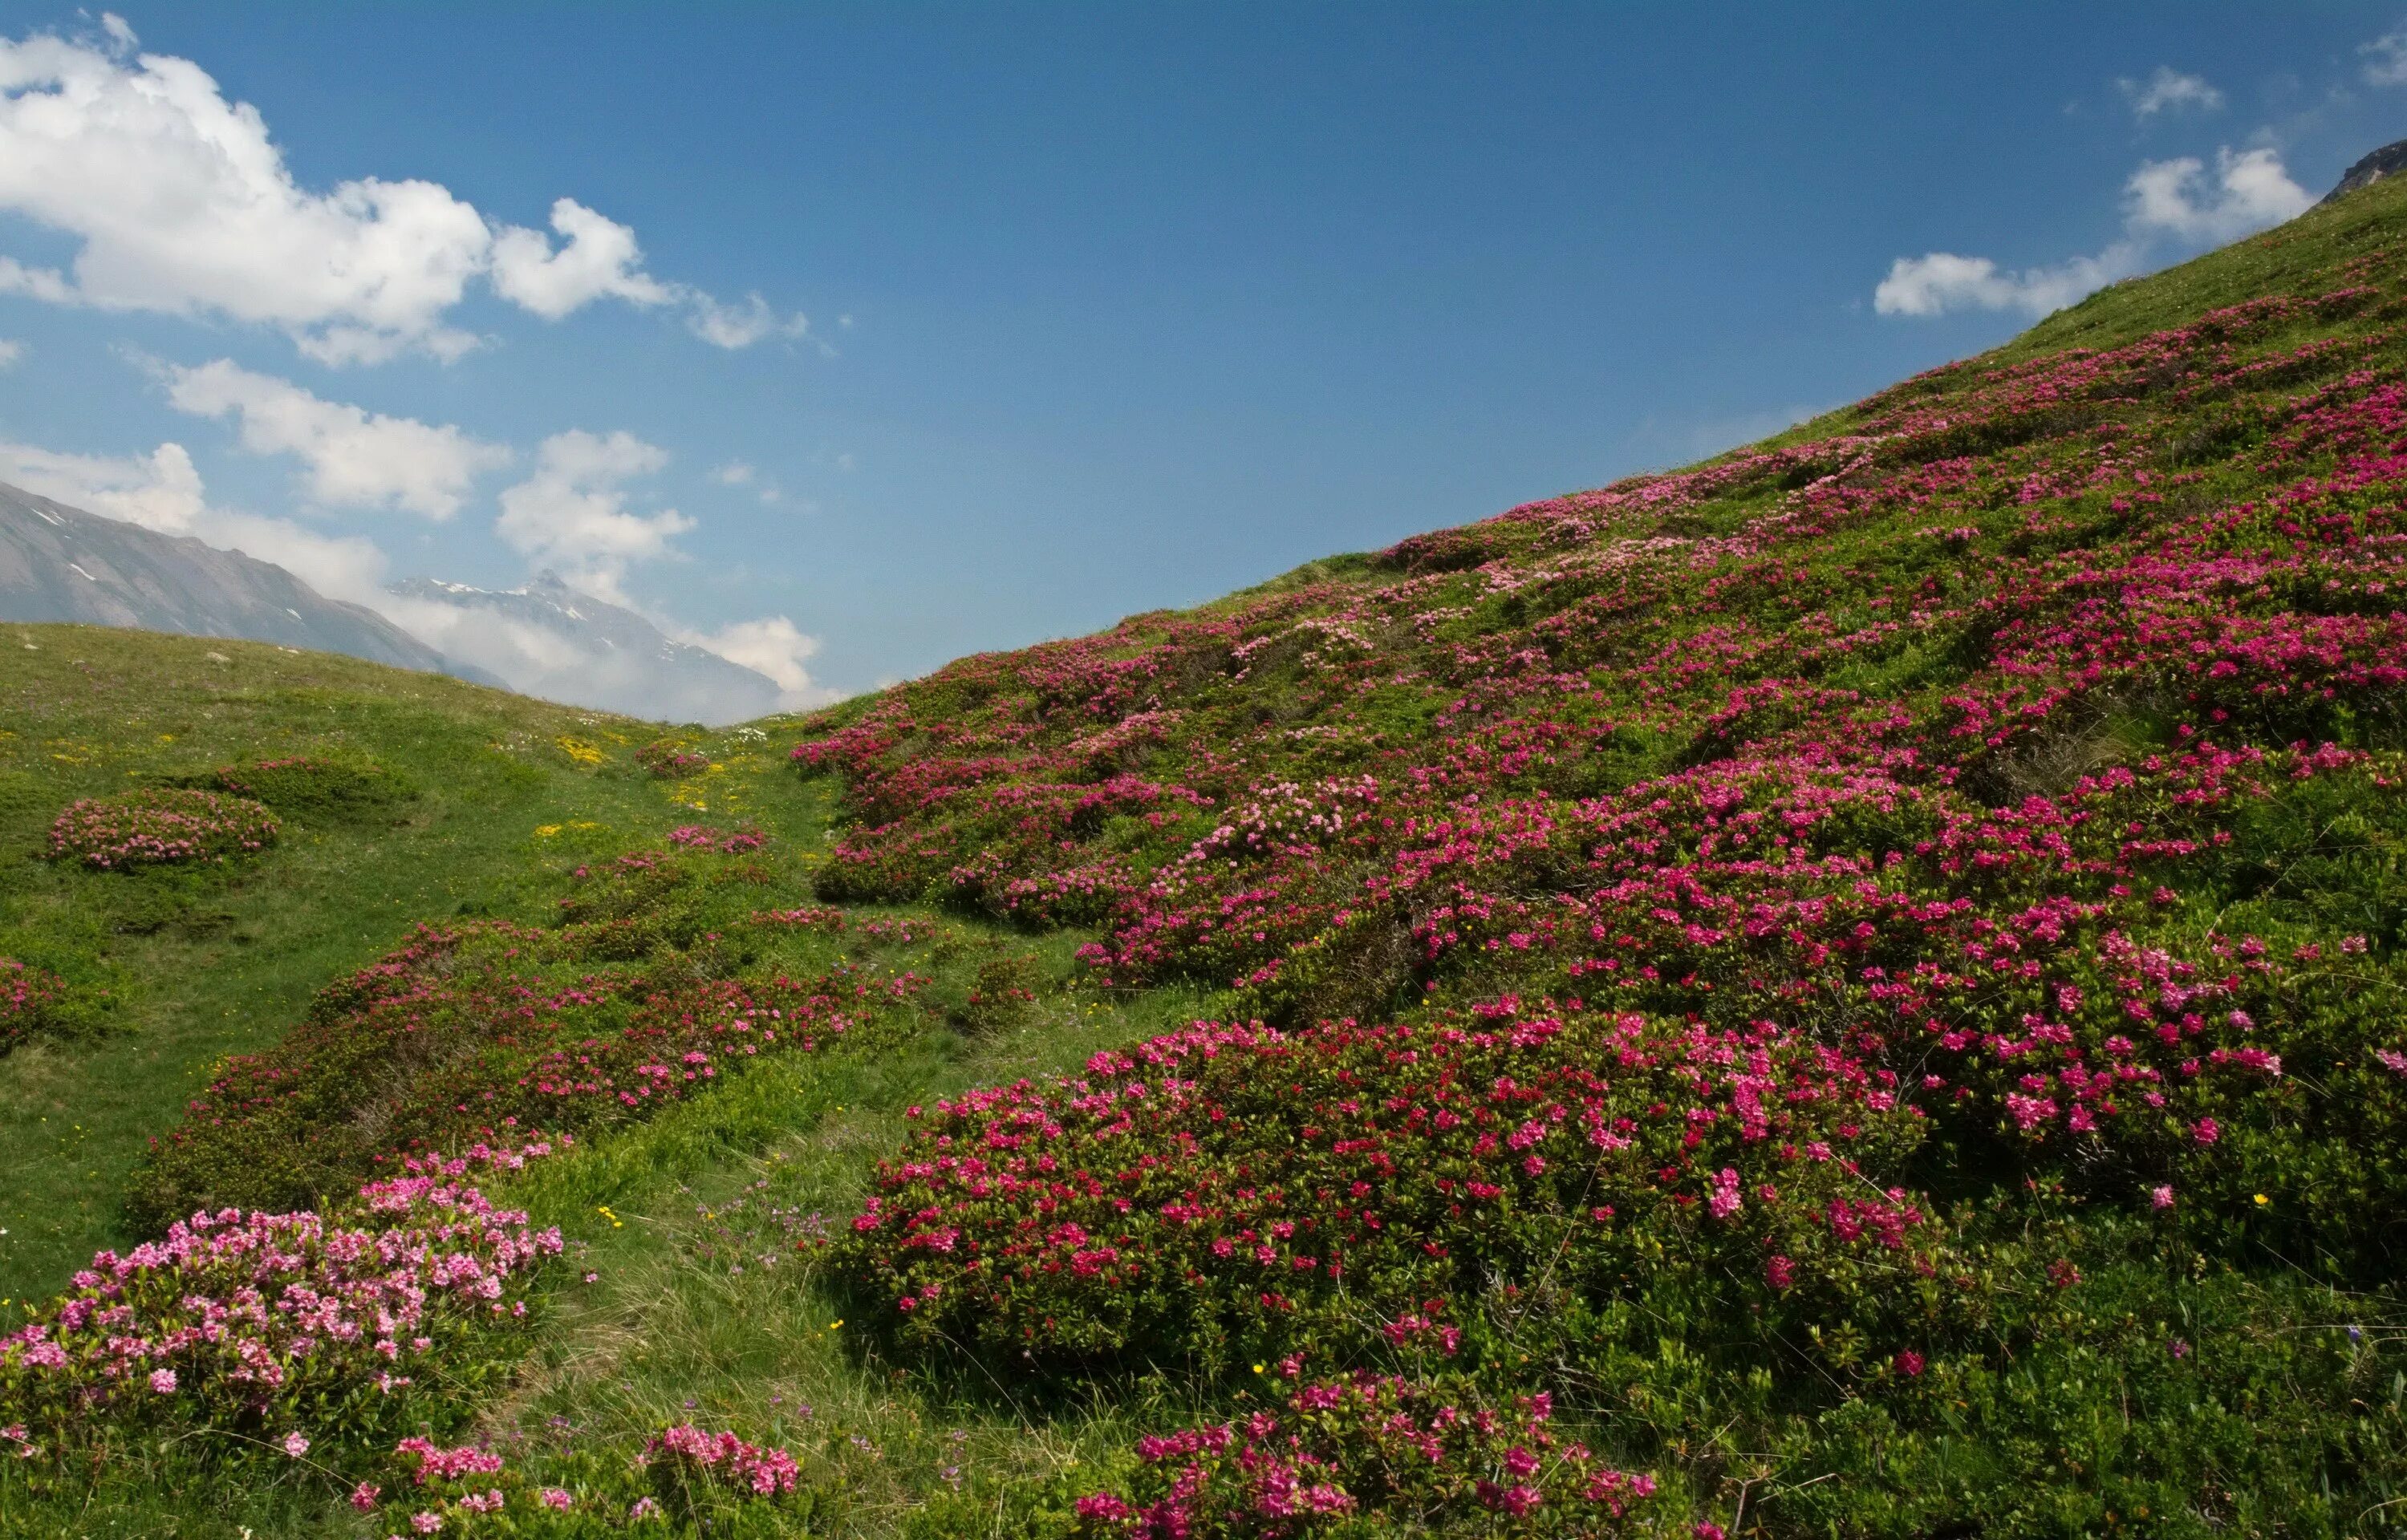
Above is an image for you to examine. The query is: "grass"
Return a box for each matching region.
[0,623,1224,1533]
[0,624,810,1303]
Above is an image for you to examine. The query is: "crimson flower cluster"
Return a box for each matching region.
[1068,1374,1657,1538]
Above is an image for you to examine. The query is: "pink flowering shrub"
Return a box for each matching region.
[644,1423,802,1504]
[637,740,712,779]
[842,1010,1947,1379]
[47,787,278,869]
[1065,1376,1656,1538]
[666,822,767,853]
[0,958,68,1052]
[0,1169,558,1456]
[347,1422,809,1535]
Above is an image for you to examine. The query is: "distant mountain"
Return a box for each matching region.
[384,573,780,723]
[0,479,498,683]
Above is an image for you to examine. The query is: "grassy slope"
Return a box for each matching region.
[0,625,1208,1536]
[8,178,2407,1536]
[0,624,820,1302]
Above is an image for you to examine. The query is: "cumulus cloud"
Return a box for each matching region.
[160,359,510,519]
[682,614,837,709]
[2118,67,2224,118]
[0,17,797,360]
[489,197,674,320]
[0,436,389,600]
[0,338,21,368]
[494,430,692,598]
[1873,249,2135,320]
[1875,147,2311,319]
[2124,148,2314,241]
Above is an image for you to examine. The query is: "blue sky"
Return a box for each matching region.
[2,3,2405,703]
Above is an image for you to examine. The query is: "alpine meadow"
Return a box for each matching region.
[9,149,2407,1540]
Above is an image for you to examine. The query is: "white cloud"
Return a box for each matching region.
[0,338,22,367]
[0,435,389,600]
[1875,146,2311,319]
[0,22,796,360]
[1874,249,2135,319]
[2125,148,2314,241]
[494,429,692,598]
[2363,24,2407,86]
[160,359,510,519]
[708,457,785,505]
[2118,67,2223,118]
[489,197,673,320]
[684,290,805,350]
[0,438,206,533]
[683,614,838,709]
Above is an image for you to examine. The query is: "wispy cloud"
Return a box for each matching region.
[494,430,692,600]
[2117,67,2224,118]
[2363,22,2407,85]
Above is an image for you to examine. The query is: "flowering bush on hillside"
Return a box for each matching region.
[0,1165,559,1459]
[0,958,68,1052]
[1066,1375,1658,1538]
[639,740,712,779]
[47,788,279,869]
[355,1421,809,1535]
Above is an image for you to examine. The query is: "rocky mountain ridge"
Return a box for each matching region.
[0,480,494,683]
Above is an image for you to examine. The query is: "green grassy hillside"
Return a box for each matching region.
[0,626,802,1300]
[8,173,2407,1538]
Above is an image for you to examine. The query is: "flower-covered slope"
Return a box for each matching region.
[801,185,2407,1528]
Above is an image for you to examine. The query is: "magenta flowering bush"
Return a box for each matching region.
[841,1010,1948,1380]
[638,740,712,779]
[665,822,767,853]
[643,1423,802,1501]
[351,1422,808,1535]
[0,958,67,1052]
[1066,1375,1658,1538]
[0,1168,559,1457]
[46,787,279,869]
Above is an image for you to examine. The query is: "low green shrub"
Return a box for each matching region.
[207,754,417,824]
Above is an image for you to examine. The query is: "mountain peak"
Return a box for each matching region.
[2324,136,2407,204]
[0,479,495,684]
[385,574,779,723]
